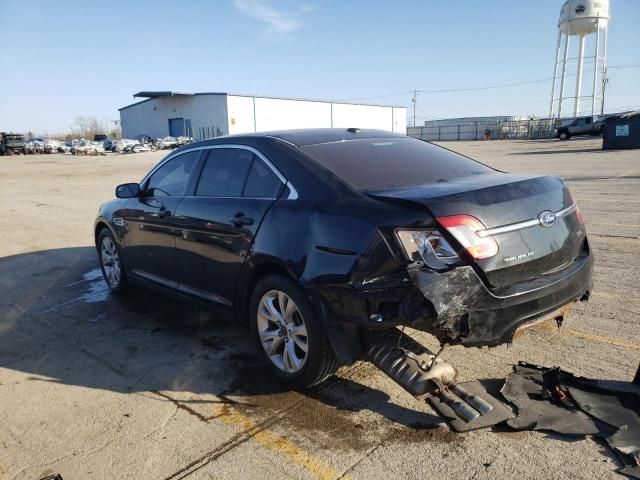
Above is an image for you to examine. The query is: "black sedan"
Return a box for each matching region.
[95,128,593,388]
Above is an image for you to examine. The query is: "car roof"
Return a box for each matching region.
[184,128,406,149]
[245,128,405,147]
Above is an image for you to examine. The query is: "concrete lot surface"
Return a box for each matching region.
[1,138,638,480]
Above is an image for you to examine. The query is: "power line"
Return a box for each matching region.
[608,63,640,69]
[338,64,640,101]
[419,64,639,93]
[341,90,415,102]
[419,78,551,93]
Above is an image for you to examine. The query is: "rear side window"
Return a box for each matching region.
[196,148,253,197]
[244,159,282,198]
[301,137,493,191]
[146,150,199,196]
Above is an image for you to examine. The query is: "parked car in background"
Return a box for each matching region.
[554,115,605,140]
[0,132,26,155]
[70,139,105,155]
[110,139,139,152]
[102,138,115,151]
[94,129,593,389]
[44,139,68,154]
[155,136,195,149]
[25,139,45,154]
[156,136,180,149]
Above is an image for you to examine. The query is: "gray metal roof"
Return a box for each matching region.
[133,91,196,98]
[120,91,405,111]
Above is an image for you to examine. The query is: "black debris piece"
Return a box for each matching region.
[501,363,615,436]
[564,375,640,479]
[502,362,640,479]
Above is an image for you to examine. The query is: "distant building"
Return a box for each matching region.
[119,91,407,139]
[407,115,534,141]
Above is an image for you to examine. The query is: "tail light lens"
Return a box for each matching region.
[568,191,584,225]
[437,215,499,260]
[395,230,460,270]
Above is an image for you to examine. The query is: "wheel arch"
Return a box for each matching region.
[94,219,119,250]
[236,256,298,324]
[236,255,359,366]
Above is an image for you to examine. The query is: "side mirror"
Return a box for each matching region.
[116,183,141,198]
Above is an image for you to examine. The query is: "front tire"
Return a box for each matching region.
[558,130,570,140]
[250,275,338,389]
[97,228,128,293]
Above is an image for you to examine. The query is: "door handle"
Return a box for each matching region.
[149,206,169,218]
[227,213,254,227]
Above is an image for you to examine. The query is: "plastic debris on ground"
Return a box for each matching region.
[502,362,640,478]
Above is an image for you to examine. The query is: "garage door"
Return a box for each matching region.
[168,118,184,137]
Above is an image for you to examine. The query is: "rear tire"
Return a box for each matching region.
[97,228,128,293]
[250,274,338,389]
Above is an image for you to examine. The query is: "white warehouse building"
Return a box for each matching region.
[119,91,407,139]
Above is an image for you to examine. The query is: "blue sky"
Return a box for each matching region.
[1,0,638,134]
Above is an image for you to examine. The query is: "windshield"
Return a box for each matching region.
[301,137,494,191]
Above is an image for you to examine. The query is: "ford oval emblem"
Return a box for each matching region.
[538,211,557,227]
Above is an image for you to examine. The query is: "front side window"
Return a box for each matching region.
[146,151,199,197]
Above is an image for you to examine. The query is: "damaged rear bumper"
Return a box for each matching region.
[408,251,594,347]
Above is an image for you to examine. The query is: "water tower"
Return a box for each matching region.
[549,0,609,120]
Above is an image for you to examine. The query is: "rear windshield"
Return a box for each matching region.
[301,137,493,191]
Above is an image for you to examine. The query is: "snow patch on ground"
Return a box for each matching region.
[78,268,109,303]
[83,268,104,282]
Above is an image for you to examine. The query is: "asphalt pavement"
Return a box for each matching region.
[0,137,638,479]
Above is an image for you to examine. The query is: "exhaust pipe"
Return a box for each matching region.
[437,389,481,422]
[366,341,457,397]
[364,329,498,425]
[451,384,494,415]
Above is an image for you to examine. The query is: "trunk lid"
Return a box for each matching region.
[370,173,586,288]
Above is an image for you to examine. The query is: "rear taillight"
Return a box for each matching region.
[568,192,584,225]
[437,215,499,260]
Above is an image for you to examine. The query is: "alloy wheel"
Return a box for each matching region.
[100,236,121,289]
[257,290,309,373]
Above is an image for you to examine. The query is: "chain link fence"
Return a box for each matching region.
[407,118,556,142]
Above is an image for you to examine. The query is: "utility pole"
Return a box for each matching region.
[601,76,609,115]
[411,90,419,127]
